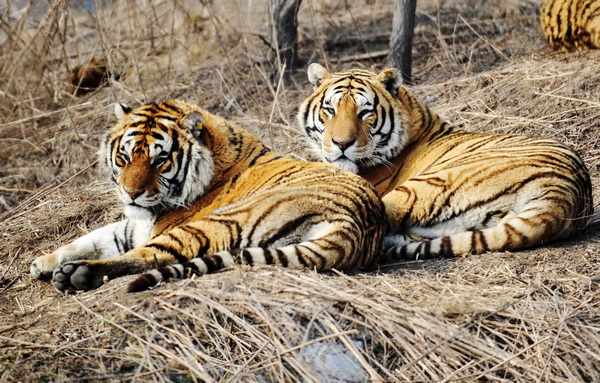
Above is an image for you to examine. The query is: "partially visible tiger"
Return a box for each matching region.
[298,63,593,260]
[30,100,386,292]
[540,0,600,51]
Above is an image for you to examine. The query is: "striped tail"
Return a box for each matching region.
[127,251,237,292]
[383,212,588,261]
[126,237,370,292]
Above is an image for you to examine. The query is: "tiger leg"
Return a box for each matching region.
[52,215,378,291]
[386,200,579,260]
[128,219,376,292]
[50,219,234,291]
[381,176,586,260]
[380,180,449,258]
[31,219,153,280]
[383,233,429,249]
[382,180,452,260]
[127,230,363,292]
[380,178,451,235]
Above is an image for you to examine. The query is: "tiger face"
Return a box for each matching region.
[100,103,214,219]
[298,63,409,173]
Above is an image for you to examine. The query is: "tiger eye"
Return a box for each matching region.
[115,153,129,167]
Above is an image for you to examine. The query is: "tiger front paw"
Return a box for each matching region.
[31,242,87,281]
[52,261,105,291]
[30,254,60,281]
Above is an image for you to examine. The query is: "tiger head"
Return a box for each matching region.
[298,63,409,173]
[99,101,214,219]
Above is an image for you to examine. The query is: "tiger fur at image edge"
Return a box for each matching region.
[541,0,600,51]
[298,63,594,261]
[30,100,386,292]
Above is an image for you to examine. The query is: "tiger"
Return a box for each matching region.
[540,0,600,51]
[298,63,593,261]
[30,100,386,292]
[68,57,115,96]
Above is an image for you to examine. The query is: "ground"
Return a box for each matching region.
[1,0,599,381]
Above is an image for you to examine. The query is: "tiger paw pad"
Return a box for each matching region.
[52,262,104,291]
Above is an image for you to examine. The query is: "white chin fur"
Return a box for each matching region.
[124,205,155,220]
[332,159,359,173]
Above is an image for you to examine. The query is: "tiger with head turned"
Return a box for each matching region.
[30,100,386,292]
[541,0,600,51]
[298,63,593,260]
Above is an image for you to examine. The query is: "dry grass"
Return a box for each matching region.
[1,0,599,381]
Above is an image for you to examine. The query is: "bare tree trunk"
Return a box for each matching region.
[269,0,303,77]
[388,0,417,85]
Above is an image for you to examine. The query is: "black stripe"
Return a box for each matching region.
[295,246,309,267]
[429,121,455,141]
[298,244,325,269]
[246,201,286,243]
[482,210,505,227]
[186,260,202,274]
[399,245,408,260]
[113,234,124,254]
[126,273,157,293]
[440,237,453,257]
[203,256,224,273]
[126,121,149,129]
[150,131,164,140]
[504,223,526,248]
[179,225,211,257]
[242,250,254,266]
[263,155,283,164]
[165,232,185,249]
[470,229,479,254]
[160,266,179,279]
[357,108,372,120]
[156,102,182,116]
[423,241,432,259]
[276,249,289,267]
[260,213,321,247]
[263,249,274,265]
[146,243,187,263]
[124,220,134,252]
[415,243,425,260]
[248,147,271,167]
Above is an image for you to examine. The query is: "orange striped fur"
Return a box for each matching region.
[298,64,593,260]
[541,0,600,51]
[31,100,386,291]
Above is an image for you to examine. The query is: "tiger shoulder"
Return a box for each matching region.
[540,0,600,50]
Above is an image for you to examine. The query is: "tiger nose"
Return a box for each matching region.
[332,138,356,151]
[125,188,144,200]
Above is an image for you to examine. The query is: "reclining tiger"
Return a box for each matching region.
[298,64,593,260]
[30,100,386,292]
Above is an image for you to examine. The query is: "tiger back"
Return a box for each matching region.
[540,0,600,51]
[298,64,593,260]
[31,100,386,292]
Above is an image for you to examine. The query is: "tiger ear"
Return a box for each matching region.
[114,103,132,120]
[307,63,330,88]
[180,110,205,140]
[376,69,403,97]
